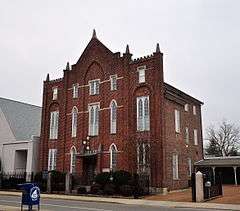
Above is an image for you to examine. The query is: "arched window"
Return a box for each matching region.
[70,146,77,174]
[110,144,117,171]
[110,100,117,134]
[137,96,150,131]
[89,104,99,136]
[144,98,150,130]
[71,107,78,137]
[137,99,143,131]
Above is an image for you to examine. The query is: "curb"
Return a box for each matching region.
[0,191,240,210]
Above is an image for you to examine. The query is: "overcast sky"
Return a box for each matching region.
[0,0,240,137]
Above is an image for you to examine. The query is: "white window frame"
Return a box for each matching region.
[88,103,100,136]
[172,154,179,180]
[52,87,58,100]
[194,129,198,145]
[185,127,189,144]
[137,66,146,83]
[193,105,197,115]
[110,100,117,134]
[175,109,180,133]
[71,107,78,138]
[109,143,117,171]
[110,75,117,91]
[49,111,59,139]
[72,84,79,98]
[137,96,150,131]
[184,104,189,112]
[188,158,192,177]
[70,146,77,174]
[89,79,100,95]
[48,149,57,171]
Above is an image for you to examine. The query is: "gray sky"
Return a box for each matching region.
[1,0,240,136]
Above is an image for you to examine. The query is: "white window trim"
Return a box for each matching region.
[109,143,117,170]
[194,129,198,145]
[89,79,100,95]
[110,75,117,91]
[49,111,59,139]
[71,107,78,138]
[52,87,58,100]
[110,100,117,134]
[193,105,197,115]
[137,96,150,131]
[137,65,146,83]
[172,154,179,180]
[70,146,77,173]
[48,149,57,171]
[175,110,180,133]
[88,103,100,136]
[72,84,79,98]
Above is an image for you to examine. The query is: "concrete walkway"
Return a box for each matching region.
[0,191,240,210]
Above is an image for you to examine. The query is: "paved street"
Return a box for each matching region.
[0,195,223,211]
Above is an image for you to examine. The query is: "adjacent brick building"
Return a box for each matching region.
[39,30,203,192]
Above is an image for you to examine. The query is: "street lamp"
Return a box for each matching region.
[82,136,91,153]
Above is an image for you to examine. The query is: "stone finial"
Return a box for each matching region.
[66,62,70,71]
[125,44,130,54]
[92,29,97,39]
[156,43,160,53]
[46,73,50,81]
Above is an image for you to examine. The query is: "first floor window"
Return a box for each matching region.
[194,129,198,145]
[137,142,150,172]
[48,149,57,171]
[172,154,179,180]
[71,107,78,137]
[49,111,59,139]
[89,104,99,136]
[70,146,77,174]
[110,144,117,171]
[175,109,180,133]
[188,158,192,177]
[137,96,150,131]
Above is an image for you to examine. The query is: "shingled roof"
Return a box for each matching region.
[195,157,240,167]
[0,97,42,141]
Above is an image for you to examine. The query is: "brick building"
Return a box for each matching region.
[39,30,203,191]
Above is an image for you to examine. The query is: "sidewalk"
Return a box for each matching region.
[0,191,240,210]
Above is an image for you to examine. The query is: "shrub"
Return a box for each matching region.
[103,183,115,195]
[49,170,66,192]
[90,183,101,194]
[77,186,87,194]
[119,185,133,196]
[33,172,47,192]
[112,170,132,187]
[94,172,110,187]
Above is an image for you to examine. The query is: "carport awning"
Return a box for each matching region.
[195,157,240,167]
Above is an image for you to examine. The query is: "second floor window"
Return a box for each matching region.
[137,96,150,131]
[48,149,57,171]
[73,84,78,98]
[184,104,189,112]
[89,104,99,136]
[71,107,78,137]
[110,75,117,91]
[49,111,59,139]
[185,127,189,144]
[52,87,58,100]
[193,105,197,115]
[110,100,117,134]
[89,80,100,95]
[137,66,146,83]
[194,129,198,145]
[175,110,180,133]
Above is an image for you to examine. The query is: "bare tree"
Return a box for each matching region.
[206,120,240,156]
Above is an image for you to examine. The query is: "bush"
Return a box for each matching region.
[33,172,47,192]
[103,183,115,195]
[90,183,101,194]
[50,170,66,192]
[119,185,133,197]
[113,170,132,187]
[94,172,110,187]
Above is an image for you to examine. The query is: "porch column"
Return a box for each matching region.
[233,166,237,185]
[212,166,216,184]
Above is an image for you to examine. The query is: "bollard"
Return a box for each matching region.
[195,171,204,202]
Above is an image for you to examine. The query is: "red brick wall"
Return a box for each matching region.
[39,36,203,191]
